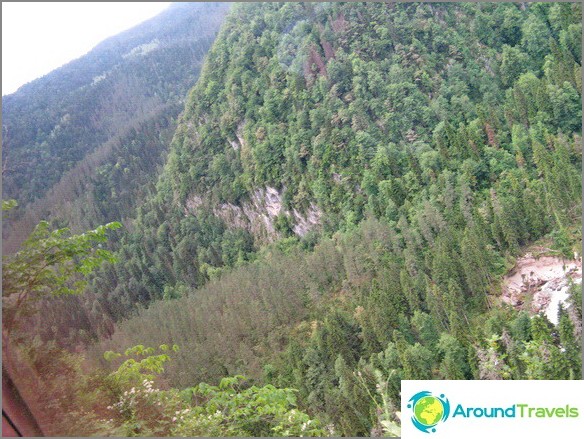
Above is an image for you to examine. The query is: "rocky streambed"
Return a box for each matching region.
[501,253,582,325]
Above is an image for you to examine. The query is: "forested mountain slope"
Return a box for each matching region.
[82,1,581,323]
[3,2,582,437]
[84,2,581,435]
[2,2,230,253]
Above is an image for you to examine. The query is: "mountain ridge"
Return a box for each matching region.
[2,2,230,253]
[1,2,582,437]
[2,2,230,207]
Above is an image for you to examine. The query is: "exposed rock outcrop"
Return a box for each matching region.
[186,186,322,243]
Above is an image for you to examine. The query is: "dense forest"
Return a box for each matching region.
[2,2,230,254]
[2,2,582,437]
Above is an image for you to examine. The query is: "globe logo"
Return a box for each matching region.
[408,391,450,433]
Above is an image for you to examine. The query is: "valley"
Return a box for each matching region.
[2,2,582,437]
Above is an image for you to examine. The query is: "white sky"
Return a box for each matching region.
[2,2,172,95]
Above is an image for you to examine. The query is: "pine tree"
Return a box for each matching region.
[394,331,433,380]
[425,282,449,331]
[332,356,375,436]
[437,333,470,379]
[411,311,440,357]
[490,189,520,251]
[445,281,468,340]
[460,226,495,309]
[400,268,422,313]
[558,312,582,379]
[523,315,570,379]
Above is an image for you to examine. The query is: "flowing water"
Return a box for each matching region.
[501,253,582,325]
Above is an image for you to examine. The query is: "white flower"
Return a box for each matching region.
[172,417,177,422]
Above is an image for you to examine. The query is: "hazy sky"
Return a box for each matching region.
[2,2,171,95]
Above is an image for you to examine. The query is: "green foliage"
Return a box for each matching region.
[2,199,18,212]
[522,315,570,379]
[437,333,471,379]
[2,3,230,209]
[567,282,582,320]
[94,0,584,429]
[5,2,582,437]
[558,311,581,379]
[61,348,325,437]
[274,213,294,237]
[501,45,530,86]
[71,3,581,351]
[104,344,175,389]
[2,221,121,334]
[173,376,325,437]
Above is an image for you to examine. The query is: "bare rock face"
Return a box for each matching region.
[235,122,246,150]
[214,202,250,229]
[254,186,282,218]
[185,195,203,211]
[292,204,321,236]
[186,186,322,244]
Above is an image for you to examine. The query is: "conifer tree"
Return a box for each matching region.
[437,333,470,379]
[558,312,581,379]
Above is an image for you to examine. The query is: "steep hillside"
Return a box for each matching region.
[2,2,230,252]
[81,2,581,435]
[81,1,581,322]
[3,2,581,437]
